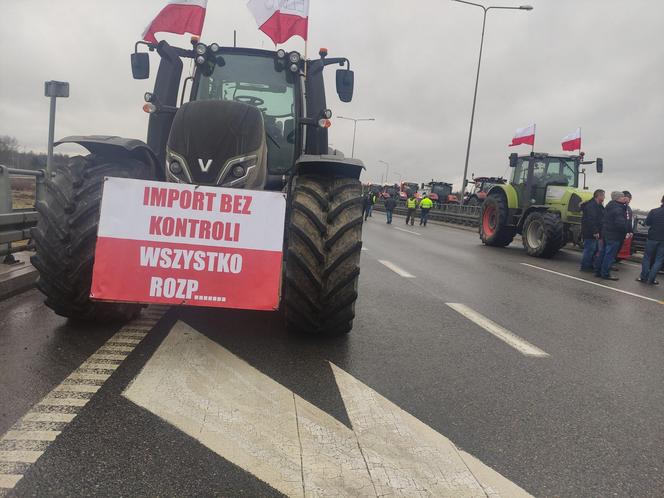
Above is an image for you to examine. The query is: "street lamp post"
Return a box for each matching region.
[379,160,390,184]
[337,116,375,158]
[44,80,70,176]
[451,0,532,197]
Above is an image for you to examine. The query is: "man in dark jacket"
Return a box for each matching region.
[596,191,629,280]
[638,195,664,285]
[580,189,605,272]
[384,196,397,224]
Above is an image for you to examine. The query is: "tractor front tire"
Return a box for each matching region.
[31,154,152,321]
[480,194,515,247]
[284,175,363,336]
[522,211,564,258]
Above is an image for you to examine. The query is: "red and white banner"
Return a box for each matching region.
[247,0,309,44]
[90,178,286,311]
[142,0,207,44]
[561,128,582,151]
[509,123,536,147]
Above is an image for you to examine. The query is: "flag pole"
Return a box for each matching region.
[532,123,536,155]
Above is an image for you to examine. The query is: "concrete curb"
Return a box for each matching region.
[0,251,38,300]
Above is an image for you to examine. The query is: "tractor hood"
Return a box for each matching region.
[165,100,267,188]
[546,186,593,222]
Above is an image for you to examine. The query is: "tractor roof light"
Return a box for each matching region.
[288,51,301,64]
[143,103,157,113]
[195,55,206,65]
[209,43,220,53]
[195,43,207,55]
[322,109,333,119]
[289,63,299,73]
[319,47,328,58]
[277,49,286,59]
[144,92,154,102]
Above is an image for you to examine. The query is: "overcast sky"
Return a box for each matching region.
[1,0,662,209]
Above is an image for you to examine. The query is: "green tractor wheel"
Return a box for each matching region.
[522,211,564,258]
[480,194,515,247]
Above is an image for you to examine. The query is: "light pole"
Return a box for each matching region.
[451,0,532,197]
[378,160,390,184]
[44,81,70,176]
[337,116,375,158]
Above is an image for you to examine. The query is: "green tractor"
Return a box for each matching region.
[480,152,603,257]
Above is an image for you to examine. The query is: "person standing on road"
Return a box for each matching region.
[363,191,376,221]
[637,195,664,285]
[580,189,605,273]
[596,191,630,281]
[614,190,635,266]
[419,194,433,226]
[384,195,397,224]
[405,193,417,226]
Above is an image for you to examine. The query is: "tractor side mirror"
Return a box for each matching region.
[336,69,354,103]
[131,53,150,80]
[509,153,518,168]
[596,158,603,173]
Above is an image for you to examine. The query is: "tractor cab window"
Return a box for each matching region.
[195,53,297,175]
[546,158,578,188]
[513,158,531,185]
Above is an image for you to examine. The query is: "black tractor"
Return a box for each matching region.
[31,40,364,336]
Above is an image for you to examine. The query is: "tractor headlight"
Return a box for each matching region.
[289,63,299,73]
[195,43,207,55]
[232,165,246,178]
[169,161,183,175]
[195,55,206,65]
[288,51,301,64]
[144,92,154,103]
[322,109,332,119]
[277,49,286,59]
[209,43,220,53]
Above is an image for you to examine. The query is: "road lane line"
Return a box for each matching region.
[447,303,550,358]
[0,451,43,464]
[0,306,167,494]
[393,226,421,236]
[378,260,416,278]
[521,263,664,304]
[21,413,75,423]
[0,474,22,488]
[3,431,61,442]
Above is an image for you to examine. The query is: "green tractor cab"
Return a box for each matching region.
[480,152,604,257]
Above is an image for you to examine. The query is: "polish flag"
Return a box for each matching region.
[247,0,309,45]
[509,124,536,147]
[561,128,582,151]
[143,0,207,44]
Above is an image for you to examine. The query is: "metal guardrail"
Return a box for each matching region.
[0,164,44,259]
[374,202,481,227]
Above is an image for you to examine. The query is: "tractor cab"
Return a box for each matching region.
[132,40,357,190]
[426,181,458,205]
[508,152,602,208]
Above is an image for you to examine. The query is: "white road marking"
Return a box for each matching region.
[0,306,168,494]
[393,226,421,236]
[0,451,43,464]
[447,303,550,358]
[521,263,664,305]
[3,431,61,442]
[378,259,416,278]
[0,474,22,488]
[21,413,75,423]
[124,321,531,497]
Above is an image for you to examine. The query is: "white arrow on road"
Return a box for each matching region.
[123,322,531,497]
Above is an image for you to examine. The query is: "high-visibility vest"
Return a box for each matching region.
[406,198,417,209]
[420,197,433,209]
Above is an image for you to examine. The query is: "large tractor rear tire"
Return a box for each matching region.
[480,194,515,247]
[284,175,363,336]
[31,154,152,321]
[522,211,564,258]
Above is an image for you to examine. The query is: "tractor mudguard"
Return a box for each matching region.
[487,184,519,209]
[295,154,365,179]
[55,135,162,180]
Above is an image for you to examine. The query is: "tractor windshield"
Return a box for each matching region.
[195,53,297,174]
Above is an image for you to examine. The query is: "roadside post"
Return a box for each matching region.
[44,80,70,176]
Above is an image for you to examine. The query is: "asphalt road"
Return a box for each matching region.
[1,213,663,497]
